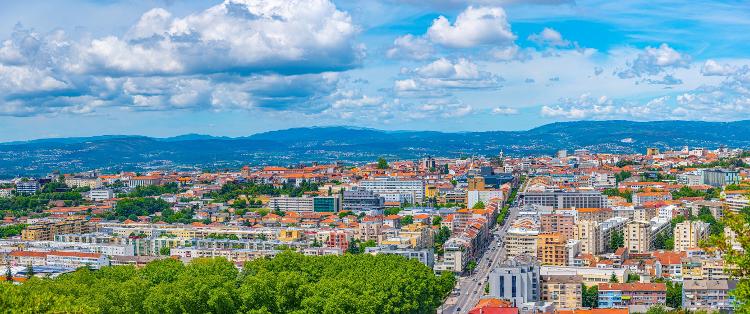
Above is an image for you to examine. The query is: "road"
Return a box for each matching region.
[440,204,520,313]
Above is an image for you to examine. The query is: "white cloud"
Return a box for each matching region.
[491,106,519,115]
[616,43,690,80]
[427,6,516,48]
[701,59,736,76]
[76,0,362,76]
[528,27,570,47]
[394,57,502,95]
[386,34,433,60]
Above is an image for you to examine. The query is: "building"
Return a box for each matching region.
[15,180,40,194]
[537,233,569,266]
[313,196,340,212]
[86,189,114,201]
[268,196,314,212]
[22,219,93,241]
[359,178,425,204]
[597,283,666,308]
[540,213,575,241]
[467,189,504,209]
[624,221,650,253]
[365,245,434,267]
[541,275,582,310]
[574,220,599,254]
[702,169,740,188]
[673,221,710,252]
[505,228,539,259]
[520,191,606,209]
[64,176,103,189]
[632,191,672,206]
[646,148,660,156]
[488,255,540,307]
[540,266,628,286]
[127,176,161,188]
[682,279,737,312]
[342,187,385,212]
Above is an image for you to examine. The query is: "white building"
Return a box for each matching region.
[359,178,425,204]
[86,189,114,201]
[466,189,504,209]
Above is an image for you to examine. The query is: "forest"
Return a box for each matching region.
[0,252,455,314]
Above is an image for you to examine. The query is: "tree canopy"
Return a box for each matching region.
[0,252,454,314]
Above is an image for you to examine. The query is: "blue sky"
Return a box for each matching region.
[2,0,750,141]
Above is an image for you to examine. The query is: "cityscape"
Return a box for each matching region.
[1,147,749,313]
[2,0,750,313]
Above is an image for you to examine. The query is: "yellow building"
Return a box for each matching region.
[425,184,438,199]
[537,233,569,266]
[468,177,486,191]
[277,229,303,242]
[646,148,660,156]
[22,218,93,241]
[673,221,710,252]
[541,275,583,309]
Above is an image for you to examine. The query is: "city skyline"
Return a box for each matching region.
[2,0,750,141]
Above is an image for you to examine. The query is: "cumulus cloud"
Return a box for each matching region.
[616,43,690,81]
[427,6,516,48]
[701,59,736,76]
[540,94,677,120]
[386,34,433,60]
[528,27,570,47]
[78,0,362,76]
[394,58,503,95]
[0,0,363,116]
[491,106,519,115]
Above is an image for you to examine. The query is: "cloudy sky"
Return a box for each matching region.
[1,0,750,141]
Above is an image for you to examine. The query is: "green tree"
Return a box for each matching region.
[666,281,682,309]
[376,157,389,169]
[582,284,598,308]
[432,216,442,226]
[25,264,34,279]
[159,246,171,256]
[712,206,750,313]
[626,273,640,283]
[609,273,619,283]
[472,201,485,209]
[400,215,414,225]
[610,230,624,252]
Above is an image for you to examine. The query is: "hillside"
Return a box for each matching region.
[1,120,749,177]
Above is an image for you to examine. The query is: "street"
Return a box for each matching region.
[440,204,519,313]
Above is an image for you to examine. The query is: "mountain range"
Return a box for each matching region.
[2,120,749,178]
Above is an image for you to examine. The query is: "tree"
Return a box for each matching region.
[472,201,485,209]
[400,215,414,225]
[609,273,619,283]
[610,230,624,252]
[5,261,12,282]
[25,263,34,279]
[466,261,477,273]
[432,216,442,226]
[376,157,389,169]
[711,206,750,313]
[665,281,682,309]
[626,273,640,283]
[159,246,171,256]
[582,284,598,308]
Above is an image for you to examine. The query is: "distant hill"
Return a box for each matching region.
[1,120,749,177]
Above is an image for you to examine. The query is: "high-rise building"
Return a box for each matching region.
[342,187,385,212]
[359,178,425,204]
[702,169,740,187]
[520,191,606,209]
[488,255,540,307]
[673,221,710,252]
[541,275,582,310]
[540,213,575,241]
[682,279,737,312]
[537,233,569,266]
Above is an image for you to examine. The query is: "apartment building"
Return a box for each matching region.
[597,283,666,308]
[505,228,539,259]
[15,180,40,194]
[702,169,740,188]
[86,189,114,201]
[520,191,606,209]
[682,279,737,312]
[365,245,434,267]
[540,266,628,286]
[342,187,384,212]
[541,275,583,310]
[268,196,314,212]
[64,176,103,189]
[673,221,710,252]
[540,213,575,241]
[22,219,93,241]
[537,233,569,266]
[127,176,161,188]
[633,191,672,206]
[488,255,541,307]
[624,219,670,253]
[359,178,425,204]
[574,220,598,254]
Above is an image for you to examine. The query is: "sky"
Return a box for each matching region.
[2,0,750,141]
